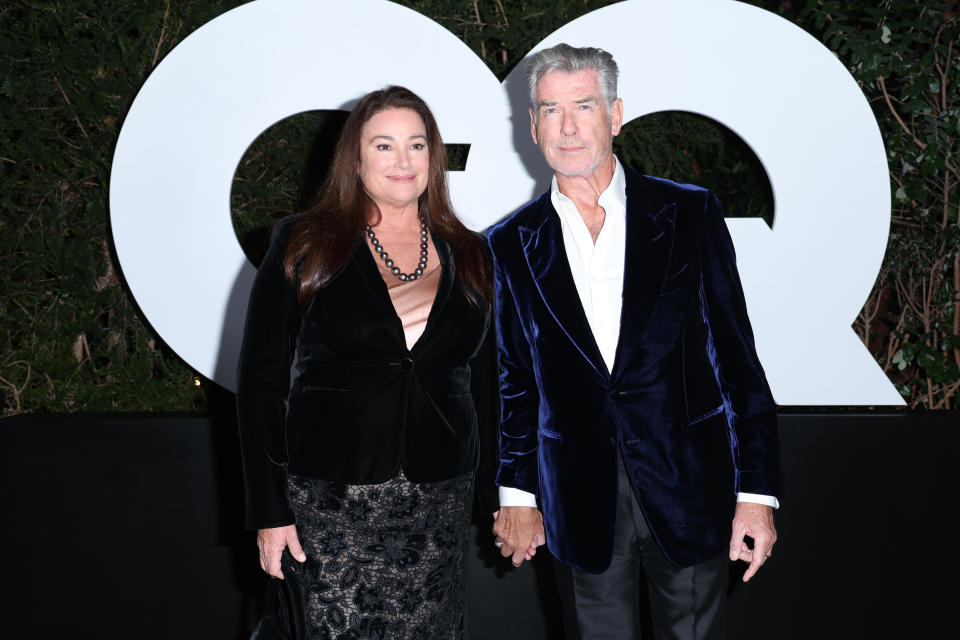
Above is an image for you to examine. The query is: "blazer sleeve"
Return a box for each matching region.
[470,311,501,514]
[699,191,784,499]
[488,232,540,496]
[236,219,301,530]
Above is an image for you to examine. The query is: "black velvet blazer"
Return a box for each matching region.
[236,216,499,530]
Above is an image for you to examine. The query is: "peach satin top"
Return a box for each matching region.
[375,258,442,350]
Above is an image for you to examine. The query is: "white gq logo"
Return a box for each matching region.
[109,0,902,405]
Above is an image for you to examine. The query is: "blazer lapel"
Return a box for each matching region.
[612,171,677,378]
[415,236,455,350]
[353,238,407,348]
[354,234,455,353]
[520,197,608,378]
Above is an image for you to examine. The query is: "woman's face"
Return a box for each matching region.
[358,108,430,214]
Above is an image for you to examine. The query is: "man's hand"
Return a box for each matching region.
[492,506,545,567]
[728,502,777,582]
[257,524,306,579]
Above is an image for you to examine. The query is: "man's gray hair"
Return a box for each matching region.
[526,43,619,118]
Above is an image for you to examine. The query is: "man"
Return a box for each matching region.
[488,44,783,639]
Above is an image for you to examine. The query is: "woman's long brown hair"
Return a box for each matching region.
[283,86,491,309]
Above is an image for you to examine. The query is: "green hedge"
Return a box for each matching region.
[1,0,957,412]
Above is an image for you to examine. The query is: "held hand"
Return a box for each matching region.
[492,507,545,567]
[728,502,777,582]
[257,524,306,579]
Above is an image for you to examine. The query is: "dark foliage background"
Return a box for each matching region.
[1,0,957,413]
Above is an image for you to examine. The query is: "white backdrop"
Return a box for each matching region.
[109,0,902,404]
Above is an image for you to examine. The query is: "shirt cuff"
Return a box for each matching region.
[498,486,538,508]
[737,492,780,509]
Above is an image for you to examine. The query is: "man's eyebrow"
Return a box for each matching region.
[536,96,600,109]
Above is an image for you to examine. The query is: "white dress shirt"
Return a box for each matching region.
[499,158,778,510]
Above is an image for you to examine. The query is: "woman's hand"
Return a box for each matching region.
[257,524,307,579]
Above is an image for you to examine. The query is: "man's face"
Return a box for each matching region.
[530,68,623,178]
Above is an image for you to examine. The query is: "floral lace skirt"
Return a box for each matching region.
[284,470,473,640]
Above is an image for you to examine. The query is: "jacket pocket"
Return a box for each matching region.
[297,367,350,392]
[685,403,724,428]
[660,262,690,296]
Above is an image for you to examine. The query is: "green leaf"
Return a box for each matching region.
[892,349,908,370]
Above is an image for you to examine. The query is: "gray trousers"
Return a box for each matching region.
[568,455,727,640]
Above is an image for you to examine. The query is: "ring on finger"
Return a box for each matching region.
[494,539,504,549]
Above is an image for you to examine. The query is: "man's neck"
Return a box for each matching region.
[554,154,617,212]
[555,154,617,243]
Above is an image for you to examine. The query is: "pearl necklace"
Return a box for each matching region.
[364,216,429,282]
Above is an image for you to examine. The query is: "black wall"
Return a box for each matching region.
[1,412,956,638]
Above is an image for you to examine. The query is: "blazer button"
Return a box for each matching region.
[401,357,414,372]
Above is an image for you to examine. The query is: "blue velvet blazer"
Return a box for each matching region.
[487,165,783,572]
[236,216,499,530]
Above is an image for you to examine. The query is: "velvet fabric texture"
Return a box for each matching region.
[236,216,499,530]
[487,165,783,573]
[250,554,307,640]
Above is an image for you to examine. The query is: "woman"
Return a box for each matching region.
[236,86,499,639]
